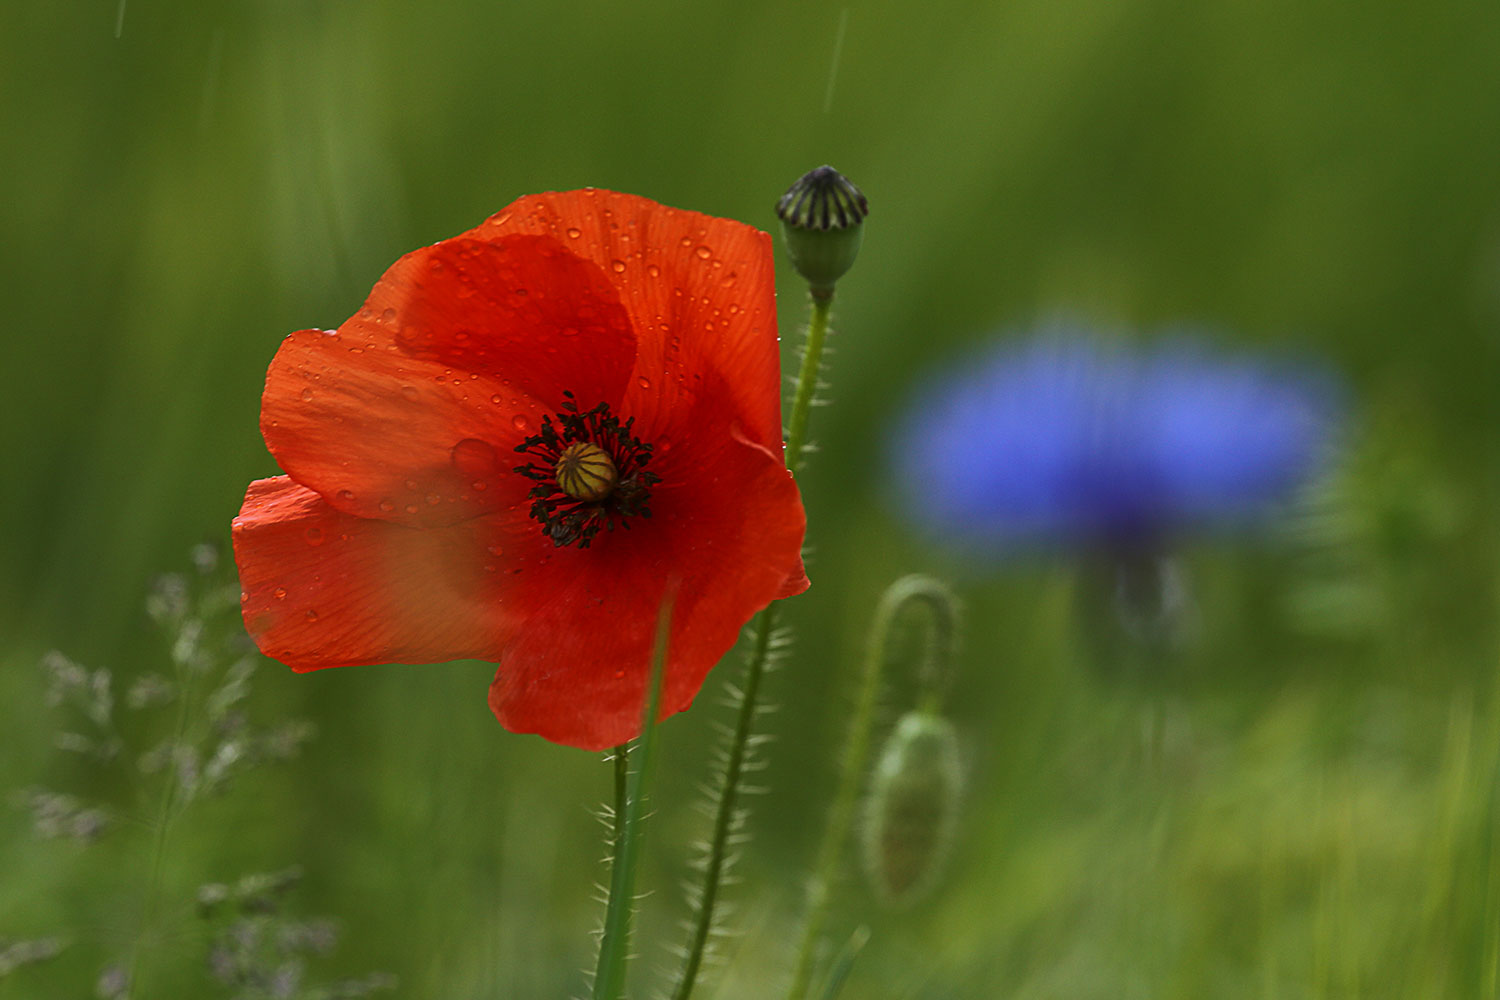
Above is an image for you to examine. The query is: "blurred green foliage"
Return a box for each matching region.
[2,0,1498,997]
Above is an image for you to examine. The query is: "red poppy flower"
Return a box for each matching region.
[231,190,808,750]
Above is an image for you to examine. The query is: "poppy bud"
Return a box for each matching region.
[775,165,867,298]
[860,710,961,907]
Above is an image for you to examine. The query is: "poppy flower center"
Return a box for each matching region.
[513,392,660,549]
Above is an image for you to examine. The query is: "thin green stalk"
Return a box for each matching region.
[785,576,958,1000]
[592,595,674,1000]
[124,639,198,1000]
[670,290,834,1000]
[785,294,832,477]
[670,605,778,1000]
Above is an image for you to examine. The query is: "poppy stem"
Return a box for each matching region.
[784,293,834,475]
[671,290,836,1000]
[785,576,960,1000]
[592,593,674,1000]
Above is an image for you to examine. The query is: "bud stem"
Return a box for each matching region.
[785,292,833,476]
[670,277,841,1000]
[786,575,960,1000]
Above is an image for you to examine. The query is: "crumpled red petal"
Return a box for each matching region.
[232,476,519,666]
[260,234,636,527]
[465,191,784,455]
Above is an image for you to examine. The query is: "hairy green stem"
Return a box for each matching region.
[785,294,832,476]
[593,598,674,1000]
[670,290,834,1000]
[786,575,959,1000]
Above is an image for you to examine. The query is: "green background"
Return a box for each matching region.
[2,0,1498,996]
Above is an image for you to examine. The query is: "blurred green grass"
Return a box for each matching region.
[2,0,1498,996]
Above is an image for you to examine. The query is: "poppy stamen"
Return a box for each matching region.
[514,392,659,548]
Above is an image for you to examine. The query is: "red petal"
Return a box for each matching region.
[486,376,807,750]
[232,477,520,667]
[261,234,636,526]
[464,191,784,455]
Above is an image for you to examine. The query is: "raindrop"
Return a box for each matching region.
[381,308,397,323]
[404,478,419,490]
[472,480,488,491]
[646,264,661,277]
[611,259,626,273]
[490,394,503,404]
[637,376,651,389]
[679,236,693,247]
[337,489,355,502]
[273,587,287,600]
[304,526,325,546]
[425,494,442,506]
[452,437,498,474]
[694,245,712,259]
[487,544,505,557]
[299,388,313,401]
[379,499,396,512]
[304,609,319,622]
[566,227,582,239]
[512,414,530,431]
[401,385,420,400]
[404,503,420,514]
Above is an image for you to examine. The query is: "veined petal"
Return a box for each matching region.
[465,190,784,457]
[232,477,520,667]
[261,234,636,526]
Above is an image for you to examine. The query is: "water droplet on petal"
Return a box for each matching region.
[404,503,419,514]
[380,307,397,323]
[337,489,355,502]
[637,376,651,389]
[646,264,660,277]
[304,609,319,622]
[273,587,287,600]
[695,245,712,259]
[611,259,626,273]
[400,385,420,400]
[404,478,419,490]
[472,480,488,491]
[487,544,505,557]
[566,227,582,239]
[299,388,313,401]
[379,498,396,512]
[304,527,324,546]
[512,414,530,432]
[560,326,579,337]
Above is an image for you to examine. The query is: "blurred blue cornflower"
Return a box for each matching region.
[892,325,1342,558]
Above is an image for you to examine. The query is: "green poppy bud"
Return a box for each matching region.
[860,710,961,907]
[775,165,867,299]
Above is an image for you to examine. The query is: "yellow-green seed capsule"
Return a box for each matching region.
[555,442,617,502]
[861,711,961,907]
